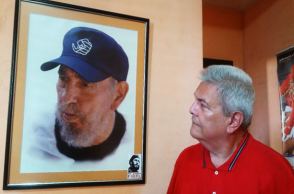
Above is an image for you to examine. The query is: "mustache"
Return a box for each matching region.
[58,103,85,120]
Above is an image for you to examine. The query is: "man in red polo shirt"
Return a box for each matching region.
[167,65,294,194]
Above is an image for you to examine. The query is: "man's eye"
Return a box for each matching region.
[83,83,91,87]
[59,76,67,81]
[201,103,207,109]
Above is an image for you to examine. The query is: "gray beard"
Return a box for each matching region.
[132,165,139,170]
[55,103,111,148]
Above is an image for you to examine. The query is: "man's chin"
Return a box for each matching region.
[133,167,139,171]
[190,127,202,140]
[60,118,82,129]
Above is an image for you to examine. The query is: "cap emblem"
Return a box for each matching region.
[72,38,92,55]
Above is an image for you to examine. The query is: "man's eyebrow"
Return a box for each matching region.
[196,96,210,108]
[194,92,209,106]
[58,67,66,75]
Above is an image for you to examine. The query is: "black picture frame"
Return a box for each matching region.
[203,58,233,68]
[3,0,149,190]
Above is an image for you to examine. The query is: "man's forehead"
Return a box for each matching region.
[58,65,86,81]
[194,82,220,104]
[58,65,74,74]
[195,82,216,95]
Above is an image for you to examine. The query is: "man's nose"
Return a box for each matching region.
[189,101,199,116]
[61,83,78,104]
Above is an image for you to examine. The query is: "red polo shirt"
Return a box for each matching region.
[167,133,294,194]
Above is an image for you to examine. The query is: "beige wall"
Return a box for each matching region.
[203,5,244,69]
[244,0,294,152]
[0,0,202,193]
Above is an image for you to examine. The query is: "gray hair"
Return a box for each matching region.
[109,77,118,92]
[199,65,255,129]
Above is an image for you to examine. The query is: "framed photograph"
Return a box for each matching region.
[3,0,149,190]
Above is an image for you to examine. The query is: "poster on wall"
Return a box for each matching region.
[276,46,294,167]
[3,0,149,190]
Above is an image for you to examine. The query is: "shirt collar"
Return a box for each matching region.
[203,132,250,171]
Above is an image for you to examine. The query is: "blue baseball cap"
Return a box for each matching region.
[41,27,129,82]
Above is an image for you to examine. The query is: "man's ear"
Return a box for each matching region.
[110,81,129,111]
[227,111,244,134]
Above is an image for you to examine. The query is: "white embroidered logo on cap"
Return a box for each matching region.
[72,38,92,55]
